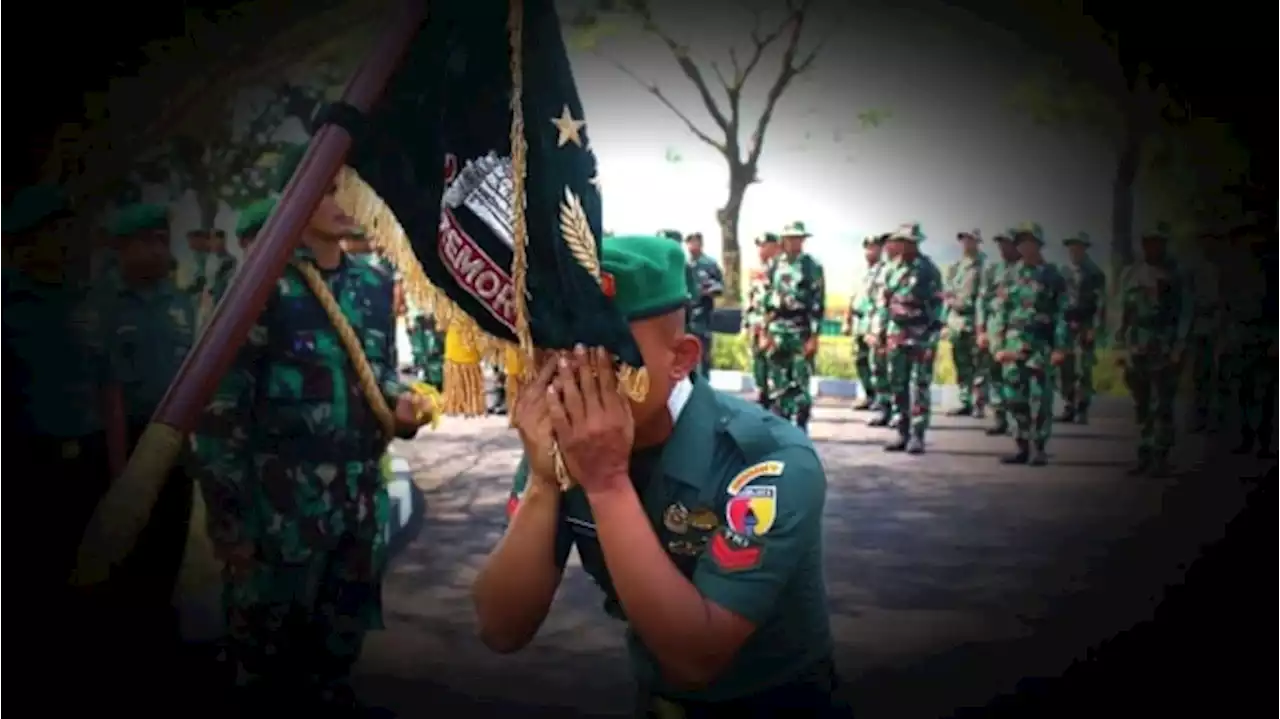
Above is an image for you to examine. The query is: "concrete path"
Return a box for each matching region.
[354,393,1256,718]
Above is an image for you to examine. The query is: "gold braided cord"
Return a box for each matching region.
[507,0,534,372]
[290,260,398,440]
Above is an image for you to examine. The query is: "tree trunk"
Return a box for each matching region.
[716,164,754,307]
[1110,113,1142,281]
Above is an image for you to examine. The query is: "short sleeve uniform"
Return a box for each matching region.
[505,377,832,702]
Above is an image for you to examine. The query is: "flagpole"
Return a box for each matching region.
[71,0,429,587]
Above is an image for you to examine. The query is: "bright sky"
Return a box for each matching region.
[160,0,1127,294]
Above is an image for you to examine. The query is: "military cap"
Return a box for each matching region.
[108,203,170,237]
[1141,221,1173,241]
[3,184,71,235]
[888,222,926,243]
[756,232,780,246]
[1011,221,1045,245]
[683,231,704,243]
[601,234,692,321]
[993,229,1014,243]
[861,234,885,248]
[272,143,308,193]
[1062,231,1091,247]
[656,228,684,242]
[779,220,812,238]
[235,197,278,238]
[956,228,982,242]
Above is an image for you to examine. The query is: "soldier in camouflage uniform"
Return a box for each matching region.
[744,232,780,407]
[762,221,825,431]
[866,233,902,426]
[1185,228,1224,433]
[993,223,1069,466]
[1217,221,1275,458]
[879,223,943,453]
[189,156,432,712]
[684,231,725,378]
[844,234,886,411]
[1056,232,1108,425]
[1113,222,1193,477]
[409,313,444,387]
[942,229,986,417]
[975,230,1020,436]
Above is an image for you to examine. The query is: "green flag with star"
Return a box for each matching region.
[318,0,641,369]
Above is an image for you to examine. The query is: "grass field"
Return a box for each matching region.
[709,333,1130,397]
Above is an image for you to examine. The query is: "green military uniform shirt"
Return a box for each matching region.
[506,377,832,702]
[110,276,198,422]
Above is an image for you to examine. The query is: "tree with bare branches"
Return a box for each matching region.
[569,0,883,305]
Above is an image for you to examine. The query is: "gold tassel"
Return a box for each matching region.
[444,317,487,417]
[503,344,525,426]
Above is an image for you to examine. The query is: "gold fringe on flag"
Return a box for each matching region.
[443,316,488,417]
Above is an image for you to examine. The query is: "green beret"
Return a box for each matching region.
[1063,231,1091,247]
[1011,221,1045,245]
[888,222,925,243]
[1142,221,1173,240]
[108,203,170,237]
[272,143,309,193]
[601,234,692,321]
[756,232,780,246]
[235,197,278,237]
[3,184,71,234]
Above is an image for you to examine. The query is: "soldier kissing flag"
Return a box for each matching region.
[318,0,646,416]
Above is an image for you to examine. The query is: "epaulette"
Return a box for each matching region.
[720,399,808,461]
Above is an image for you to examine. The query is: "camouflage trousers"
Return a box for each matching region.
[765,333,813,423]
[854,335,877,405]
[1219,335,1276,443]
[949,327,982,408]
[1122,352,1180,457]
[869,340,891,411]
[1001,357,1055,444]
[1185,333,1219,425]
[1058,323,1098,413]
[750,342,770,400]
[887,344,936,437]
[225,495,389,699]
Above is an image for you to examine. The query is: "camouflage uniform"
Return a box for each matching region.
[189,246,406,703]
[762,247,825,430]
[882,223,943,452]
[743,247,775,406]
[1185,251,1223,432]
[942,230,986,415]
[1114,223,1193,475]
[1215,225,1275,456]
[849,235,888,410]
[975,232,1018,435]
[409,313,444,387]
[995,224,1069,465]
[1057,233,1108,424]
[687,251,725,378]
[866,252,899,427]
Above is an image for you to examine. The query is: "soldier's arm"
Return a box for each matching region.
[473,457,575,653]
[706,260,725,298]
[1093,267,1108,333]
[808,261,827,336]
[975,267,990,333]
[187,287,271,549]
[1052,272,1071,351]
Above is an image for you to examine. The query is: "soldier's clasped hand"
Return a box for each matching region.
[546,345,634,495]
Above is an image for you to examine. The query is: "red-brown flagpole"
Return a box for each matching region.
[71,0,428,587]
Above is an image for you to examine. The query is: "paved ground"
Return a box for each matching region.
[353,391,1258,718]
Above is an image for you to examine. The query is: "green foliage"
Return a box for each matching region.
[708,333,1129,397]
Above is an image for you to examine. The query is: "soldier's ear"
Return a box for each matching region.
[671,333,702,382]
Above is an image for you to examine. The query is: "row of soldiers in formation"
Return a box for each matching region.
[732,219,1276,473]
[4,176,444,713]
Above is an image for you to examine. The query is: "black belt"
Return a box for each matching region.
[644,655,852,718]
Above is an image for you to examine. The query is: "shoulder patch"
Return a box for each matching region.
[726,460,785,494]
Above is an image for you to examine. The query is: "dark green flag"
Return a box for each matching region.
[321,0,641,368]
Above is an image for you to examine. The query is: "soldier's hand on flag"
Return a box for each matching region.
[804,336,819,358]
[513,356,562,482]
[547,346,634,494]
[395,392,432,429]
